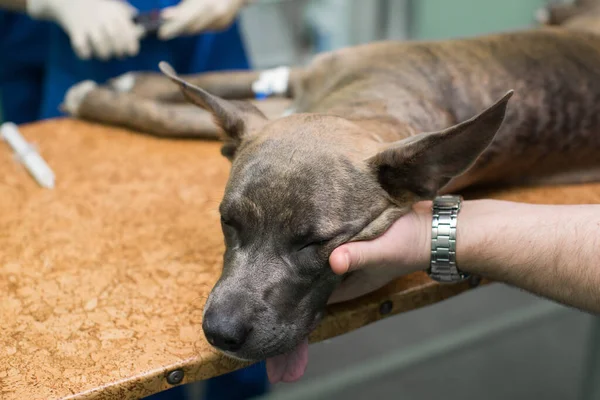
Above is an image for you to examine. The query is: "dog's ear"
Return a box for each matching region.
[159,61,267,160]
[368,90,513,200]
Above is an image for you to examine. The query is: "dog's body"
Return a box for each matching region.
[83,12,600,383]
[287,27,600,191]
[115,27,600,191]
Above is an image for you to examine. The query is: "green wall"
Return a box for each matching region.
[411,0,548,40]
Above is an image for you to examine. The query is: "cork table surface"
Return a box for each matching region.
[1,119,599,400]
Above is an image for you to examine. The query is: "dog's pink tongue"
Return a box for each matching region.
[266,339,309,384]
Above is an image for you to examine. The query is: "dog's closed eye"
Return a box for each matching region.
[220,216,241,245]
[298,238,331,251]
[220,215,237,228]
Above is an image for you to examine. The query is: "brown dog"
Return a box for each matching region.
[63,10,600,383]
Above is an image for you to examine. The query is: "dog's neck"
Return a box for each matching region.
[293,76,457,143]
[344,113,416,143]
[306,99,455,143]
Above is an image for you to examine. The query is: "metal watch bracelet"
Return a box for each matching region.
[427,195,471,283]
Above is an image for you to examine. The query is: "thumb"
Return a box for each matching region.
[329,240,387,275]
[122,3,139,17]
[160,5,178,19]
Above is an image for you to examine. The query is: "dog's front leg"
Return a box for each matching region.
[61,81,293,139]
[108,67,306,103]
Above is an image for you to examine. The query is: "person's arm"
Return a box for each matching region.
[329,199,600,314]
[457,200,600,313]
[0,0,27,12]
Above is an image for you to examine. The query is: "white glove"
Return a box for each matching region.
[27,0,144,61]
[158,0,249,41]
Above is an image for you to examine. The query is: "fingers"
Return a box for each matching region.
[104,17,126,58]
[159,6,214,40]
[158,0,242,40]
[121,2,139,17]
[160,5,178,20]
[204,4,239,31]
[109,12,141,58]
[70,31,92,60]
[158,5,191,40]
[331,206,433,276]
[188,12,221,34]
[104,3,141,59]
[88,22,112,61]
[329,247,351,275]
[68,2,141,61]
[329,239,389,275]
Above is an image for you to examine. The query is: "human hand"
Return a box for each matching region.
[158,0,248,41]
[327,201,432,304]
[27,0,144,60]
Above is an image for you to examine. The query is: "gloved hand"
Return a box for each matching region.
[27,0,144,60]
[158,0,249,41]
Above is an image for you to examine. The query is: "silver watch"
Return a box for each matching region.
[427,195,470,283]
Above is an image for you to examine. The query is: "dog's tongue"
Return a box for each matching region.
[266,339,309,384]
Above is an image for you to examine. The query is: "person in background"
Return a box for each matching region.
[0,0,251,120]
[0,1,269,399]
[0,8,49,124]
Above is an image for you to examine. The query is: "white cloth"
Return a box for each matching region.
[158,0,248,41]
[27,0,144,60]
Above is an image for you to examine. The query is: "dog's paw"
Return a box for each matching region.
[61,80,97,116]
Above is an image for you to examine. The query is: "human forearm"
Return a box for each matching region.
[0,0,27,12]
[456,200,600,313]
[329,198,600,311]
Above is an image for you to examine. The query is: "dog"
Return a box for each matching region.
[63,4,600,383]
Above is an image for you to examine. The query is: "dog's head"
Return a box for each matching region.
[159,62,511,380]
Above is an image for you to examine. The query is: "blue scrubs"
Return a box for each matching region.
[1,2,268,399]
[41,0,251,120]
[0,12,50,124]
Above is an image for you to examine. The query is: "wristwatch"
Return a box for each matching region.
[427,195,471,283]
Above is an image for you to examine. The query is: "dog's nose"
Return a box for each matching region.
[203,310,250,352]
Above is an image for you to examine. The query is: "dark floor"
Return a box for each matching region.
[264,283,593,400]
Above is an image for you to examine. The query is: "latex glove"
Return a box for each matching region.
[27,0,143,60]
[158,0,249,41]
